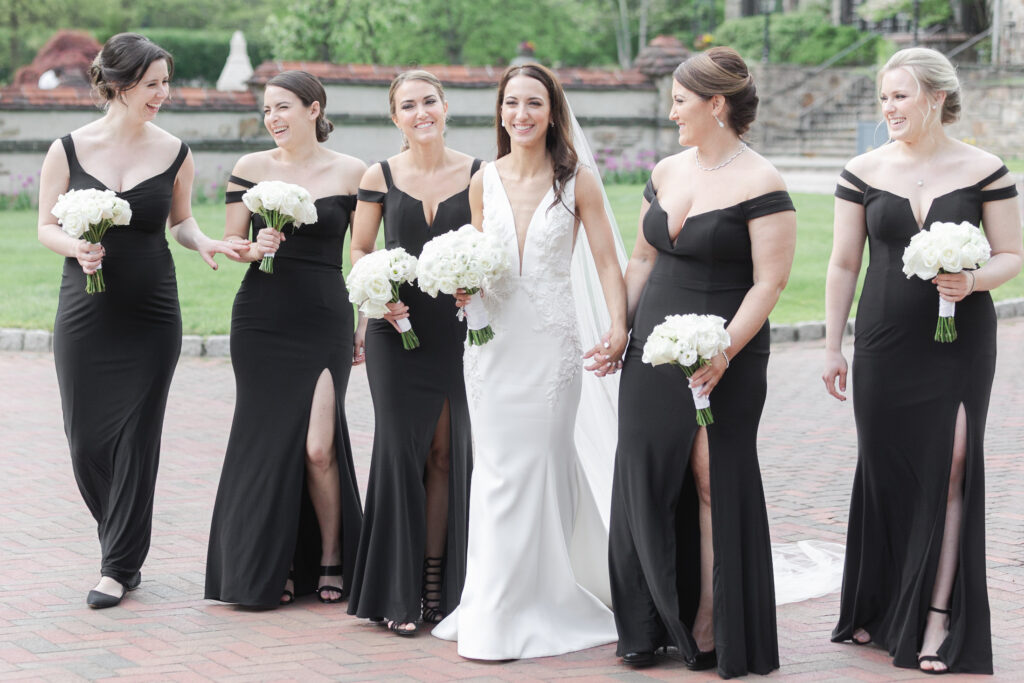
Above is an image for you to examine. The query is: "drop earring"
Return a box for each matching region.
[713,113,725,128]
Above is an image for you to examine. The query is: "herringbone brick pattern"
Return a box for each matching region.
[2,320,1022,681]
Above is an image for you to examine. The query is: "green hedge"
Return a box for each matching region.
[134,28,274,84]
[713,10,879,66]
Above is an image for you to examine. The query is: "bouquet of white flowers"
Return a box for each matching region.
[417,225,510,345]
[51,188,132,294]
[642,314,731,426]
[348,247,421,350]
[902,221,991,342]
[241,181,318,274]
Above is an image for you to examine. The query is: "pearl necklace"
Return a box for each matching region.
[695,142,748,172]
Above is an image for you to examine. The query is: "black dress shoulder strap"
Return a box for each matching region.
[167,141,189,178]
[225,174,257,204]
[740,191,795,221]
[643,179,657,203]
[470,158,483,177]
[59,134,76,166]
[977,165,1019,202]
[975,165,1009,189]
[835,169,867,204]
[380,160,394,189]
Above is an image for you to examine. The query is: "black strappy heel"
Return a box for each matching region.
[420,556,445,624]
[918,606,951,675]
[315,564,345,604]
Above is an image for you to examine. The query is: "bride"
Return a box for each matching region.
[431,63,627,659]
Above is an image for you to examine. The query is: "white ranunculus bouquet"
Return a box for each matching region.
[902,221,990,342]
[51,188,132,294]
[348,247,421,350]
[416,225,510,346]
[642,314,731,426]
[241,181,318,274]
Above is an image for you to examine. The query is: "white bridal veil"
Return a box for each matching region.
[563,99,844,608]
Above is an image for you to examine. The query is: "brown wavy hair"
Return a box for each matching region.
[266,70,333,142]
[495,63,578,210]
[89,33,173,106]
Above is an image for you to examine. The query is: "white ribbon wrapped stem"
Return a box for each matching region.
[397,318,412,333]
[938,297,955,318]
[464,294,490,331]
[690,384,711,411]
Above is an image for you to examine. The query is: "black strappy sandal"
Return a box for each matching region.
[421,556,445,624]
[280,569,295,606]
[386,619,417,636]
[315,564,345,604]
[918,606,951,675]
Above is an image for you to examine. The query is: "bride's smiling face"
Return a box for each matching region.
[501,75,550,147]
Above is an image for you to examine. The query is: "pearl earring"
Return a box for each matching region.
[713,113,725,128]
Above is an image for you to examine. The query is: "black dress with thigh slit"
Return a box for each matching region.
[829,166,1016,674]
[347,159,479,623]
[205,176,363,608]
[609,180,794,678]
[53,134,186,586]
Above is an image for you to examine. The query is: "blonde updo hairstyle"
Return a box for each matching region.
[266,70,334,142]
[388,70,447,151]
[879,47,961,125]
[89,33,174,106]
[673,46,758,136]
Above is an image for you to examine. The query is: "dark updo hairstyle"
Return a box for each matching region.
[495,63,578,210]
[673,46,758,136]
[266,70,334,142]
[90,33,174,104]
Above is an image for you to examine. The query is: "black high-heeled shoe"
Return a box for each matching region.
[420,556,445,623]
[918,606,951,675]
[280,569,295,606]
[86,571,141,609]
[315,565,345,604]
[686,648,717,671]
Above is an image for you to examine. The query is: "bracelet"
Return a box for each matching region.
[967,270,976,295]
[721,351,730,368]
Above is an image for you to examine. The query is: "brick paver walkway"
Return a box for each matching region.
[1,320,1022,681]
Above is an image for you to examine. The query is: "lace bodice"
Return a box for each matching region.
[464,164,582,406]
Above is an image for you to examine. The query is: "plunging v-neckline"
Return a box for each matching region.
[492,169,554,276]
[69,136,182,195]
[392,186,465,231]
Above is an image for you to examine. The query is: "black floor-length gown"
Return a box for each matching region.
[829,167,1016,674]
[609,180,794,678]
[347,159,479,623]
[205,176,363,608]
[53,134,186,586]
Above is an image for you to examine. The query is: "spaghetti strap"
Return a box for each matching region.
[470,158,483,177]
[380,160,394,189]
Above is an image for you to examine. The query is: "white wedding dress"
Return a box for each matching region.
[432,163,617,659]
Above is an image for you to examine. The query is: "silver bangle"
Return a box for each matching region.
[722,351,730,368]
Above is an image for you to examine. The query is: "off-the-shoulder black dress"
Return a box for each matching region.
[205,176,363,607]
[609,181,795,678]
[830,166,1017,674]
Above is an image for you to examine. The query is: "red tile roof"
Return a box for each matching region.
[0,85,257,111]
[251,61,653,90]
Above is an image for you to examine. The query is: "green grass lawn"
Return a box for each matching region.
[5,190,1023,334]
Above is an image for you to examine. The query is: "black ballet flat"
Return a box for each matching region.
[621,651,655,667]
[86,571,141,609]
[685,648,717,672]
[315,564,345,604]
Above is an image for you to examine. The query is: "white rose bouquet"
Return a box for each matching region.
[348,247,421,350]
[902,221,991,342]
[417,225,510,346]
[241,180,318,274]
[51,188,132,294]
[642,314,731,426]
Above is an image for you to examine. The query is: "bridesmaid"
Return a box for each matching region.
[205,71,366,608]
[823,48,1021,674]
[346,70,479,635]
[608,47,796,676]
[36,33,243,608]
